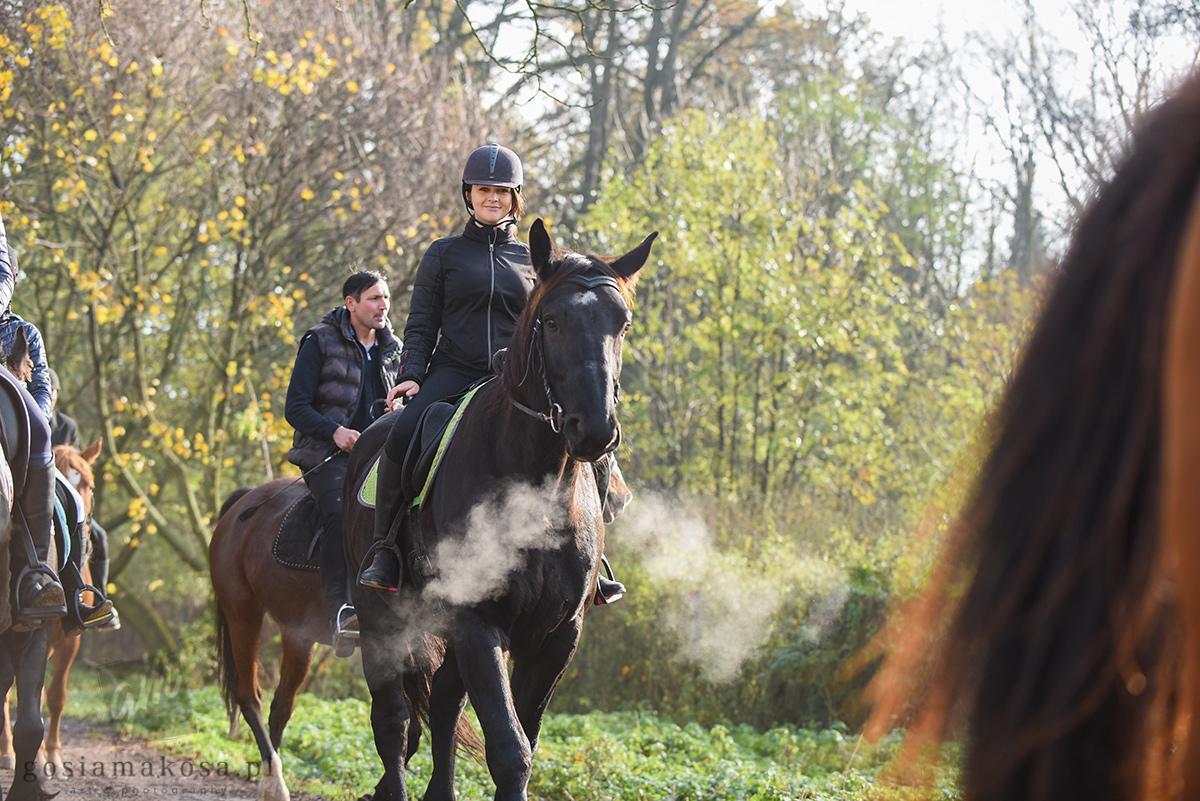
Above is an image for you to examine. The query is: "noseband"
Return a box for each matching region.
[511,273,623,451]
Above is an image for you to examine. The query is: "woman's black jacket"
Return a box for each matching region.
[397,219,535,385]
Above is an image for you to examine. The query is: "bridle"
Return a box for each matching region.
[511,272,624,452]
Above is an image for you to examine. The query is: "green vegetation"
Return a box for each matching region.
[67,670,959,800]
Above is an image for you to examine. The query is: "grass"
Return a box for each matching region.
[63,666,959,800]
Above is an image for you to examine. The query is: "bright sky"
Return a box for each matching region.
[835,0,1080,49]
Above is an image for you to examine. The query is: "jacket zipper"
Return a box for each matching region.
[487,228,497,365]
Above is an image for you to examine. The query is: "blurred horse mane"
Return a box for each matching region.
[868,72,1200,801]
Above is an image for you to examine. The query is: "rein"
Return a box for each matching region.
[510,273,623,444]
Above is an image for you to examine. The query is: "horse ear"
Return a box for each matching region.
[81,436,103,464]
[529,218,555,280]
[609,232,658,280]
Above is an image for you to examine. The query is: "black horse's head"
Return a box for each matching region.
[502,219,657,462]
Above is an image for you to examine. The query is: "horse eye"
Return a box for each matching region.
[545,317,559,331]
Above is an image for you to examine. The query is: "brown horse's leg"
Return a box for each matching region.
[42,621,77,777]
[511,620,581,755]
[423,654,467,801]
[223,603,290,801]
[0,686,13,770]
[267,630,313,752]
[454,621,530,801]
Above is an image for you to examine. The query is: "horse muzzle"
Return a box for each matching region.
[563,413,620,462]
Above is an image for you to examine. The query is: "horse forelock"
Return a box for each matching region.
[870,73,1200,801]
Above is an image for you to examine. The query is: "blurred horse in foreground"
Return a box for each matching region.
[868,71,1200,801]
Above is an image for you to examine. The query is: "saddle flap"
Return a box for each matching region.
[401,401,457,501]
[272,492,323,572]
[0,377,29,495]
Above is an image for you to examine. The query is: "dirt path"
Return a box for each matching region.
[1,719,326,800]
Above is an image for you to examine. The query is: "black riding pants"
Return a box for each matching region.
[303,451,351,619]
[89,517,110,594]
[383,365,486,463]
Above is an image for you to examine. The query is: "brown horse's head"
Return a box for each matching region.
[55,438,102,518]
[501,219,657,461]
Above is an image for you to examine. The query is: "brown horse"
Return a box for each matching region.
[344,219,655,801]
[209,479,325,801]
[867,73,1200,801]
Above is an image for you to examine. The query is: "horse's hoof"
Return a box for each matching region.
[258,753,290,801]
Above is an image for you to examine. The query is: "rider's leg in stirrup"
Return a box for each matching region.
[14,453,66,625]
[592,454,628,606]
[359,433,406,592]
[88,518,120,630]
[55,473,114,629]
[304,454,358,655]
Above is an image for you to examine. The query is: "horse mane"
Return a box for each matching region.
[868,73,1200,801]
[493,249,634,407]
[217,487,254,521]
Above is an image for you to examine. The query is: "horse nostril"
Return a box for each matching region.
[563,414,585,439]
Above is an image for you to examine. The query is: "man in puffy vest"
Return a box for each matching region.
[284,271,401,656]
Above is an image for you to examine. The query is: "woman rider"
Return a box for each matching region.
[358,144,626,604]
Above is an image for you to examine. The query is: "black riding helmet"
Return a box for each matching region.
[462,144,523,214]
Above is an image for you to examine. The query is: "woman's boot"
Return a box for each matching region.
[13,457,66,627]
[358,451,406,591]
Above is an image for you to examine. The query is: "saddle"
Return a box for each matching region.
[401,401,457,503]
[272,492,323,572]
[0,375,30,495]
[402,379,492,510]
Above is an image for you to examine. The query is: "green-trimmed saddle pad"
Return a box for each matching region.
[358,453,382,508]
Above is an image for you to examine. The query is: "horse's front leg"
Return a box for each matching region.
[43,624,79,776]
[362,634,412,801]
[0,685,13,770]
[454,619,530,801]
[423,650,468,801]
[511,618,582,754]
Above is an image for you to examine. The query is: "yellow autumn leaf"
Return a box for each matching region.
[300,187,315,201]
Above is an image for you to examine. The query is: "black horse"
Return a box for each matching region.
[345,219,655,801]
[0,329,55,801]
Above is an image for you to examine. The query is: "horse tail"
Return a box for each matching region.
[215,600,239,735]
[217,487,253,522]
[869,77,1200,801]
[403,635,485,760]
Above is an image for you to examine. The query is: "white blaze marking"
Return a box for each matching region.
[572,291,600,307]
